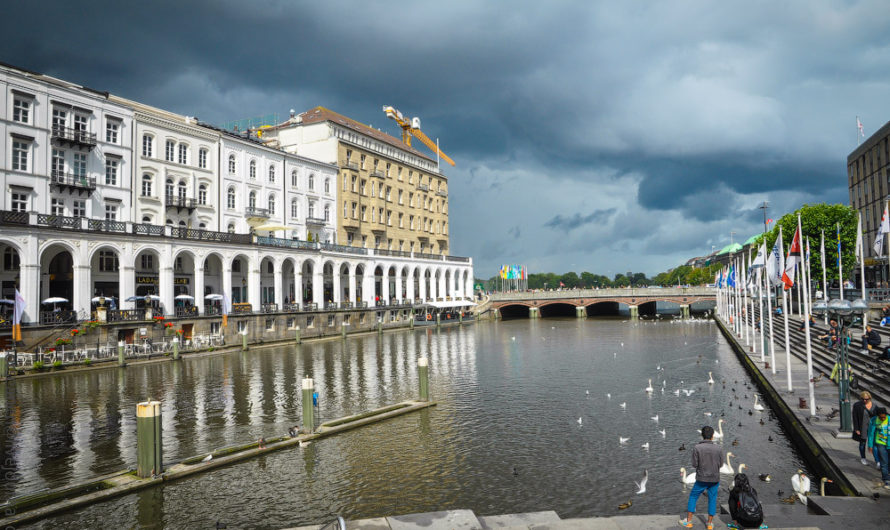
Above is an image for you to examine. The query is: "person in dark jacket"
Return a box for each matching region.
[728,472,766,529]
[680,426,724,529]
[861,325,881,352]
[852,391,878,466]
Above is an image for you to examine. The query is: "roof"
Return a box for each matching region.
[296,106,435,163]
[717,243,743,255]
[743,234,761,246]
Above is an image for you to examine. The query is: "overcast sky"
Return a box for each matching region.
[4,1,888,277]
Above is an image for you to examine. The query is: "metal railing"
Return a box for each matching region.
[165,195,197,209]
[344,161,359,170]
[261,303,278,313]
[370,170,385,178]
[37,214,82,229]
[306,216,327,225]
[436,190,447,197]
[303,302,318,311]
[284,303,301,312]
[339,301,353,309]
[51,125,97,147]
[204,306,222,316]
[445,255,470,263]
[39,310,78,325]
[108,309,145,322]
[375,249,411,258]
[175,306,198,317]
[245,206,271,218]
[256,236,317,250]
[133,223,164,236]
[0,210,28,224]
[320,242,367,255]
[417,252,439,260]
[51,170,97,191]
[232,303,253,314]
[418,184,429,191]
[88,219,127,232]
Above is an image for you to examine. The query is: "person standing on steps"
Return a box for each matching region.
[852,391,878,466]
[867,407,890,489]
[680,425,724,529]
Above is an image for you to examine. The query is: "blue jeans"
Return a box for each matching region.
[860,439,880,462]
[876,444,890,485]
[687,480,719,516]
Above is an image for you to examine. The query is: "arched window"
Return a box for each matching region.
[323,204,330,221]
[227,187,236,209]
[268,195,276,214]
[308,201,315,218]
[199,148,208,169]
[165,178,174,199]
[179,220,186,227]
[177,181,187,199]
[142,215,152,223]
[198,184,207,205]
[291,170,298,187]
[166,219,174,226]
[199,222,206,229]
[227,223,235,233]
[228,154,236,174]
[249,160,256,179]
[142,134,153,157]
[141,174,153,197]
[98,250,119,272]
[269,165,275,182]
[308,174,314,190]
[291,199,298,218]
[249,191,257,209]
[324,178,330,193]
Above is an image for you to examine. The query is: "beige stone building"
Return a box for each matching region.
[262,107,451,255]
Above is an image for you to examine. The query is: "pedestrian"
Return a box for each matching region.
[797,314,816,332]
[853,391,878,466]
[867,407,890,489]
[680,425,724,529]
[818,319,839,349]
[860,325,881,353]
[727,471,766,529]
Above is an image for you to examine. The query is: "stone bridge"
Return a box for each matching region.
[487,287,716,319]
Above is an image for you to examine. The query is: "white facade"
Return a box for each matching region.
[217,129,337,243]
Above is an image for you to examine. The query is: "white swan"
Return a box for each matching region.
[619,436,629,444]
[753,395,765,411]
[641,442,649,450]
[659,429,666,437]
[577,417,583,425]
[708,372,714,385]
[819,477,833,496]
[651,414,659,422]
[713,418,724,440]
[791,470,810,504]
[719,452,735,474]
[645,379,654,393]
[680,467,697,484]
[620,402,626,409]
[673,389,681,396]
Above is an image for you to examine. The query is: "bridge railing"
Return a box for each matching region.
[488,287,716,301]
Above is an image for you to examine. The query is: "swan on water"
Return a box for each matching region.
[651,414,659,422]
[645,379,654,393]
[620,402,627,409]
[673,389,681,396]
[819,477,833,496]
[753,395,765,411]
[586,390,590,396]
[713,419,724,440]
[683,389,696,397]
[619,436,629,444]
[577,417,583,425]
[703,412,712,417]
[791,470,810,504]
[659,429,666,437]
[606,393,611,399]
[680,467,696,484]
[634,469,648,494]
[641,442,650,450]
[708,372,714,385]
[719,452,735,474]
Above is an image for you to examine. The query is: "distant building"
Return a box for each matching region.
[847,122,890,285]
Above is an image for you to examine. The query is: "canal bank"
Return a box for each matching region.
[714,314,890,499]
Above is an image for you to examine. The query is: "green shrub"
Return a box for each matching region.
[53,360,63,370]
[33,361,45,372]
[83,359,92,366]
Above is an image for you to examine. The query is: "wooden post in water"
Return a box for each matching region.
[118,341,126,367]
[302,378,315,433]
[295,325,301,344]
[241,330,248,351]
[341,321,347,339]
[136,400,163,478]
[172,337,179,360]
[0,352,8,379]
[418,357,429,401]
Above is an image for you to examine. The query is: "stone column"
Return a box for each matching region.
[529,307,540,319]
[332,267,341,304]
[382,270,390,303]
[248,266,261,310]
[20,263,40,323]
[419,272,427,302]
[681,304,690,319]
[629,305,639,320]
[363,272,375,307]
[348,267,357,305]
[312,269,323,307]
[274,265,284,309]
[294,270,303,308]
[407,270,416,303]
[438,272,446,300]
[575,305,586,318]
[222,267,233,308]
[119,261,135,311]
[194,266,205,314]
[73,264,92,316]
[159,265,174,317]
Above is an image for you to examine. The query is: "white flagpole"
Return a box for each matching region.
[734,258,741,335]
[742,256,749,346]
[802,225,816,417]
[758,256,765,361]
[859,212,868,335]
[821,230,828,324]
[766,231,778,374]
[797,264,802,315]
[839,222,845,300]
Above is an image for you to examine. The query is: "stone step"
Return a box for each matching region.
[478,510,561,529]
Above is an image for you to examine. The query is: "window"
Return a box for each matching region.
[249,191,257,209]
[371,208,375,223]
[13,96,31,123]
[308,174,314,190]
[228,223,235,233]
[178,144,188,165]
[398,189,403,204]
[52,108,67,131]
[410,215,414,229]
[361,235,367,247]
[249,160,256,179]
[399,212,404,227]
[72,152,86,177]
[387,211,392,226]
[142,134,153,157]
[308,201,315,218]
[268,195,275,214]
[10,191,28,212]
[409,192,414,207]
[178,181,187,199]
[360,154,366,168]
[198,184,207,205]
[292,169,298,187]
[374,235,381,248]
[228,154,236,174]
[324,204,330,221]
[72,200,85,217]
[104,203,118,221]
[166,140,175,161]
[378,207,384,223]
[4,247,21,270]
[361,205,367,221]
[166,178,174,198]
[343,201,347,219]
[141,254,154,270]
[227,188,236,209]
[347,232,354,245]
[198,148,208,169]
[351,175,357,192]
[52,149,65,176]
[291,199,298,218]
[105,158,118,185]
[142,174,153,197]
[106,120,119,143]
[351,202,357,218]
[327,314,335,327]
[99,250,119,272]
[370,182,376,197]
[73,114,88,132]
[386,186,392,201]
[12,140,29,172]
[324,178,330,193]
[269,165,275,183]
[51,198,65,216]
[360,180,366,195]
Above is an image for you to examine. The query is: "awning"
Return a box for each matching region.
[426,300,476,309]
[254,223,289,232]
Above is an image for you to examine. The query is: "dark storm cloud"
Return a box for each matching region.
[543,208,617,231]
[3,1,887,276]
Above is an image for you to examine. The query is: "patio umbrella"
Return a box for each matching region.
[0,299,14,304]
[91,296,116,303]
[42,297,68,304]
[253,223,289,232]
[175,294,195,301]
[124,296,141,302]
[145,295,162,301]
[205,294,224,300]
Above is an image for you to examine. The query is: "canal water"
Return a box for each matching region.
[2,318,814,528]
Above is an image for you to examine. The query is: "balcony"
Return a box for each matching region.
[436,190,447,197]
[370,170,385,179]
[306,216,327,226]
[343,217,361,229]
[418,183,429,191]
[0,210,29,225]
[51,126,97,149]
[51,170,96,196]
[344,161,359,170]
[245,206,271,221]
[37,214,82,229]
[166,195,197,213]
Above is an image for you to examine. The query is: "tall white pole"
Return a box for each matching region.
[860,213,868,335]
[802,223,816,416]
[797,264,803,315]
[839,222,845,301]
[758,264,765,361]
[782,286,792,391]
[742,256,749,345]
[766,245,777,374]
[821,230,828,325]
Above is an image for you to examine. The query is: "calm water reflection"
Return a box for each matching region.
[2,319,811,528]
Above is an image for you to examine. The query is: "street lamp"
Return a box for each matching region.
[812,297,868,433]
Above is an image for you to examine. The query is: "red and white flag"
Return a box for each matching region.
[782,226,802,290]
[875,203,890,255]
[858,116,865,138]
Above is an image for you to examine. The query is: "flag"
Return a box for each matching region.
[875,203,889,255]
[727,265,736,288]
[782,225,801,289]
[858,116,865,138]
[855,213,864,263]
[766,231,785,287]
[559,281,565,288]
[767,218,774,226]
[13,288,25,342]
[750,242,767,269]
[836,223,842,268]
[222,292,230,327]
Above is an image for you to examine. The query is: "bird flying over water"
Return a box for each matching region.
[641,442,649,450]
[634,470,648,494]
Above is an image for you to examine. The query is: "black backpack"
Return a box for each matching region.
[730,473,763,527]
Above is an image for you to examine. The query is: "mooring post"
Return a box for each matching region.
[241,330,248,352]
[0,352,8,379]
[295,325,301,344]
[410,315,415,329]
[136,400,163,478]
[302,377,315,433]
[172,337,179,360]
[341,321,347,339]
[418,357,429,401]
[377,319,383,334]
[436,312,441,328]
[629,306,639,320]
[118,340,126,367]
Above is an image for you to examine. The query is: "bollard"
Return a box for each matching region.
[341,322,347,339]
[459,311,463,325]
[410,316,415,329]
[295,326,301,344]
[172,337,179,360]
[377,320,383,334]
[418,357,429,401]
[0,352,7,379]
[302,378,315,433]
[136,400,163,478]
[118,341,126,367]
[241,330,248,352]
[436,312,441,328]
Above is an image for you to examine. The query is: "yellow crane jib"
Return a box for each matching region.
[382,105,456,166]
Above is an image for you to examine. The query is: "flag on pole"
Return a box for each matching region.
[751,242,767,269]
[782,225,802,290]
[858,116,865,138]
[766,231,785,287]
[837,223,842,268]
[855,213,864,263]
[727,265,736,288]
[13,288,25,342]
[875,203,890,255]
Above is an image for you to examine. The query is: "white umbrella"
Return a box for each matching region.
[42,297,69,304]
[91,296,116,303]
[145,295,162,301]
[125,296,141,302]
[0,299,14,305]
[175,294,195,301]
[205,294,224,300]
[254,223,289,232]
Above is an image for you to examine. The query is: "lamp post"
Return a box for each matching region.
[812,298,868,433]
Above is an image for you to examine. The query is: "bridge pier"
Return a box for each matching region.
[629,305,639,320]
[529,307,540,319]
[493,308,500,320]
[575,306,586,319]
[681,304,690,319]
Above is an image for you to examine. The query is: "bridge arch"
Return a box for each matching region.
[538,302,577,318]
[585,300,626,317]
[499,303,530,320]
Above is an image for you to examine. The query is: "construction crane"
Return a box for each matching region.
[383,106,455,166]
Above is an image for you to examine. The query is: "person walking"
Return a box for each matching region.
[680,425,724,529]
[867,407,890,489]
[852,391,877,466]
